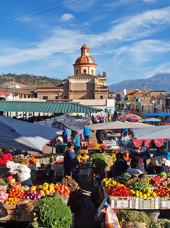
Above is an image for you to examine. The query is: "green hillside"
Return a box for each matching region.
[0,73,62,86]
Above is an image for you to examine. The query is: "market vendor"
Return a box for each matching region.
[129,146,150,172]
[83,122,91,142]
[72,131,81,154]
[151,145,170,173]
[64,141,80,182]
[56,136,67,154]
[120,129,130,151]
[96,129,107,144]
[107,153,129,178]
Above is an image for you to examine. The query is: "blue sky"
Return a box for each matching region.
[0,0,170,85]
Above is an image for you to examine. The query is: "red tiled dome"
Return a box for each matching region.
[75,56,95,64]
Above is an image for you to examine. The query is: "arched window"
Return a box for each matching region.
[76,70,78,75]
[91,70,94,75]
[83,69,86,74]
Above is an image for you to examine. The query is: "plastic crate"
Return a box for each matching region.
[109,196,134,209]
[51,164,64,171]
[160,198,170,209]
[134,197,160,210]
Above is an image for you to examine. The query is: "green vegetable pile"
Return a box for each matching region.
[31,197,72,228]
[127,181,149,192]
[118,172,132,184]
[0,179,7,186]
[117,210,151,228]
[92,153,108,174]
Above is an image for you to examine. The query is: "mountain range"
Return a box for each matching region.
[108,74,170,92]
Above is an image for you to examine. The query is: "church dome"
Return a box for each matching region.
[75,55,96,64]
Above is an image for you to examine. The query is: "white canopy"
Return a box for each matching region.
[0,116,62,152]
[87,121,155,130]
[132,125,170,147]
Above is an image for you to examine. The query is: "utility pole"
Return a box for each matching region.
[142,84,146,113]
[13,77,14,100]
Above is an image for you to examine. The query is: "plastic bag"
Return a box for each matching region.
[146,211,160,223]
[105,204,121,228]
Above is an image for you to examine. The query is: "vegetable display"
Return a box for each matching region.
[92,153,108,174]
[31,197,72,228]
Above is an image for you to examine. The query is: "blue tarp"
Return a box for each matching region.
[36,114,90,132]
[142,112,170,116]
[0,116,62,152]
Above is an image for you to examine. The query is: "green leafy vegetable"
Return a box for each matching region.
[31,197,72,228]
[92,153,108,174]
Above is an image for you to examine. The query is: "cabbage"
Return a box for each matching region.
[160,172,167,177]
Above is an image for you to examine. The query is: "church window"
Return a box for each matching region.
[81,49,84,55]
[43,96,48,100]
[76,70,78,75]
[100,95,103,99]
[91,70,94,75]
[86,49,89,54]
[83,69,86,74]
[64,96,67,99]
[55,96,59,99]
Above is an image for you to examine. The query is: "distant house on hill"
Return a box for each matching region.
[3,81,27,89]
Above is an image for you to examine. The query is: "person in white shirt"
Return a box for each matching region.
[121,130,130,151]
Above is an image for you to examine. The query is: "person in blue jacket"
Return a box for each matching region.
[64,141,80,182]
[72,131,81,154]
[83,125,91,142]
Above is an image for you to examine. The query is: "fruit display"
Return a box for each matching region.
[77,154,92,169]
[88,141,97,148]
[12,155,25,163]
[102,174,170,198]
[25,155,39,164]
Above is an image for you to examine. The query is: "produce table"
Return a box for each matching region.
[102,173,170,210]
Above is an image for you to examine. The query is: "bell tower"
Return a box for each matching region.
[73,44,97,75]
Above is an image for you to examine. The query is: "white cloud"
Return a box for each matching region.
[142,0,156,3]
[64,0,96,12]
[84,22,91,26]
[103,0,134,10]
[155,69,170,74]
[59,14,74,22]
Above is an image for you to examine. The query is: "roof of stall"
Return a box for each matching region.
[0,101,102,113]
[87,121,155,130]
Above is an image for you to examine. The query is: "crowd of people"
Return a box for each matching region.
[54,112,170,183]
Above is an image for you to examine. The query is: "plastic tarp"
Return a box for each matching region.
[142,112,170,116]
[141,118,161,122]
[132,125,170,147]
[86,121,155,130]
[36,114,90,131]
[160,117,170,124]
[0,116,62,152]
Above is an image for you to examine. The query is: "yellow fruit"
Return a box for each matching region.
[146,193,150,197]
[30,186,36,193]
[151,192,157,197]
[143,194,147,198]
[44,189,49,195]
[39,190,45,197]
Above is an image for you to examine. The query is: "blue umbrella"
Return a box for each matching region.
[142,112,170,116]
